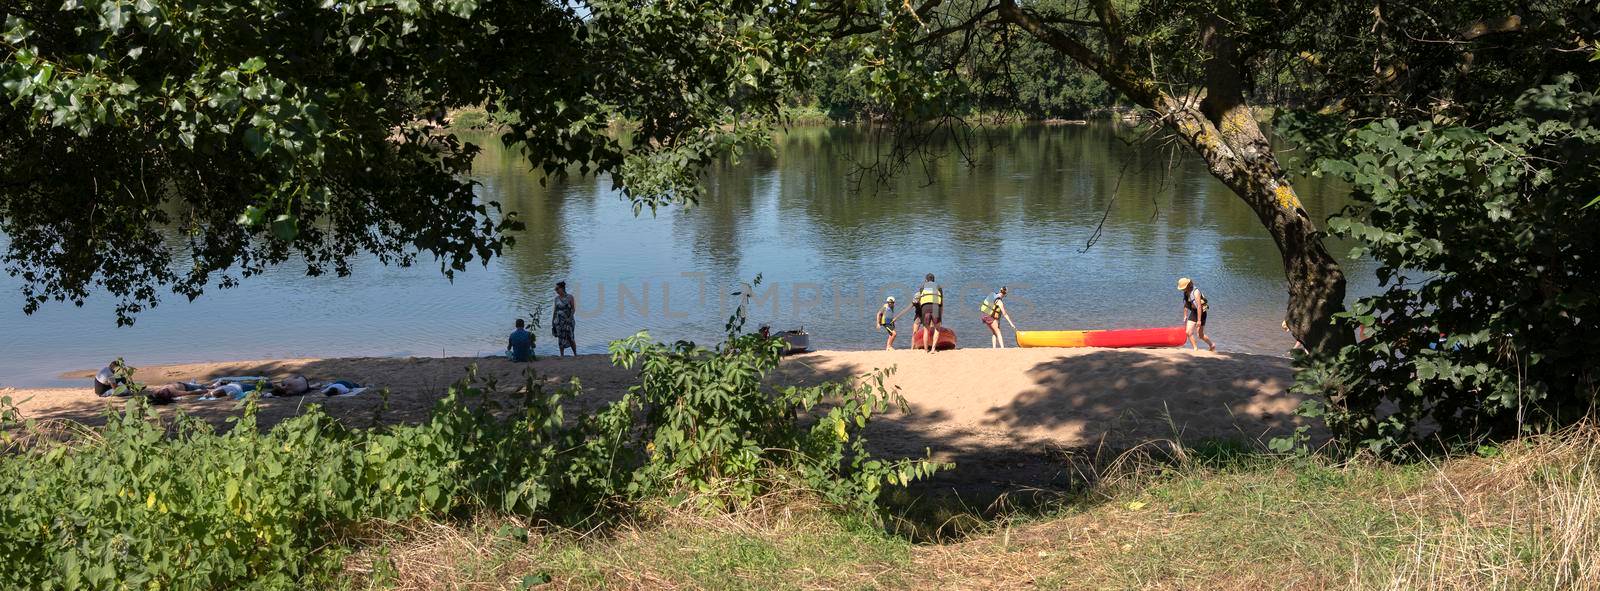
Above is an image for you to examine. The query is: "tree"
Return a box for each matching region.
[1274,1,1600,451]
[0,0,799,322]
[796,0,1355,351]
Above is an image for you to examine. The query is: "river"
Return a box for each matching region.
[0,123,1375,387]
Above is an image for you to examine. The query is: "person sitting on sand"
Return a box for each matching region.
[507,318,534,362]
[552,281,577,357]
[875,296,899,350]
[915,273,945,354]
[981,287,1019,348]
[93,361,129,397]
[1178,277,1216,351]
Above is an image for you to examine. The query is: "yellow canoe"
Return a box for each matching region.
[1016,326,1187,348]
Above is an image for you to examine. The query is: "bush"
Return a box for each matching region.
[611,331,945,511]
[0,371,619,589]
[0,326,941,587]
[1289,75,1600,455]
[449,108,493,130]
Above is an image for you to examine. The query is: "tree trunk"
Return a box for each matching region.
[1162,100,1352,352]
[1177,16,1353,353]
[998,3,1352,352]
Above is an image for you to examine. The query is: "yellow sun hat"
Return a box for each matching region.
[1177,277,1193,290]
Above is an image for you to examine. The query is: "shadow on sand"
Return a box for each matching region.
[21,348,1315,540]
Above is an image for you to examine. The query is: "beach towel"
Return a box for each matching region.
[319,380,366,396]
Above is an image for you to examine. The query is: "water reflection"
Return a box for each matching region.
[0,124,1373,387]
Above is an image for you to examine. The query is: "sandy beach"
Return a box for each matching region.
[4,347,1307,491]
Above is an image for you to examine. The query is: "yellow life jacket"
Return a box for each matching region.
[916,285,943,306]
[980,295,1001,318]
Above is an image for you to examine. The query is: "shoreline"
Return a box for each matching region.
[7,347,1308,491]
[15,345,1302,438]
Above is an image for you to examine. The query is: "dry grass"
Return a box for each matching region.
[1371,427,1600,590]
[346,426,1600,590]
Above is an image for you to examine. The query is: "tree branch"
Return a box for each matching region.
[996,0,1160,106]
[913,4,1001,47]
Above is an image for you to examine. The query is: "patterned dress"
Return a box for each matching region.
[552,294,576,350]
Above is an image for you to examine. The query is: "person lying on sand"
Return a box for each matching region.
[318,380,365,396]
[271,374,311,397]
[194,374,311,400]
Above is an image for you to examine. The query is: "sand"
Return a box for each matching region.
[4,347,1306,492]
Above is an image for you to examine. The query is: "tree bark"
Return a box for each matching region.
[999,3,1353,352]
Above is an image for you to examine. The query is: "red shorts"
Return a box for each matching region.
[982,315,996,326]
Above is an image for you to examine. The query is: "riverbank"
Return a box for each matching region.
[367,425,1600,589]
[8,347,1305,492]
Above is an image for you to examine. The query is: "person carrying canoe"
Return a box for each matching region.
[915,273,944,353]
[980,287,1018,348]
[875,296,901,350]
[1178,277,1216,351]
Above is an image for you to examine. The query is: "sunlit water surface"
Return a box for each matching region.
[0,124,1376,387]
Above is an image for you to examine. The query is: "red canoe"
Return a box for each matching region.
[911,327,958,350]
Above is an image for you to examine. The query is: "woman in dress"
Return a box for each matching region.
[552,281,577,357]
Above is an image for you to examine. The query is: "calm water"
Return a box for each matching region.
[0,124,1375,387]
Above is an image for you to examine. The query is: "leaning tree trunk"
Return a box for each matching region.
[1162,99,1351,352]
[1172,16,1353,353]
[999,3,1352,352]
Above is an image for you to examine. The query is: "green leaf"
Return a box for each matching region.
[242,128,268,156]
[518,573,552,589]
[271,217,298,241]
[237,205,265,226]
[239,57,266,74]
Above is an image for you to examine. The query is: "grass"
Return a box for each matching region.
[348,427,1600,590]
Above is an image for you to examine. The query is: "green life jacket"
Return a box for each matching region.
[916,284,943,306]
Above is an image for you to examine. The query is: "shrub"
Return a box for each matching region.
[1290,75,1600,455]
[0,322,941,587]
[449,108,493,130]
[611,331,945,511]
[0,370,620,589]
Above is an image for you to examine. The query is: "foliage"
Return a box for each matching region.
[366,425,1600,589]
[0,295,942,586]
[1271,0,1600,454]
[449,108,493,131]
[983,38,1115,119]
[610,275,948,509]
[797,16,1117,122]
[1285,76,1600,454]
[611,332,945,511]
[0,0,802,322]
[0,370,627,589]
